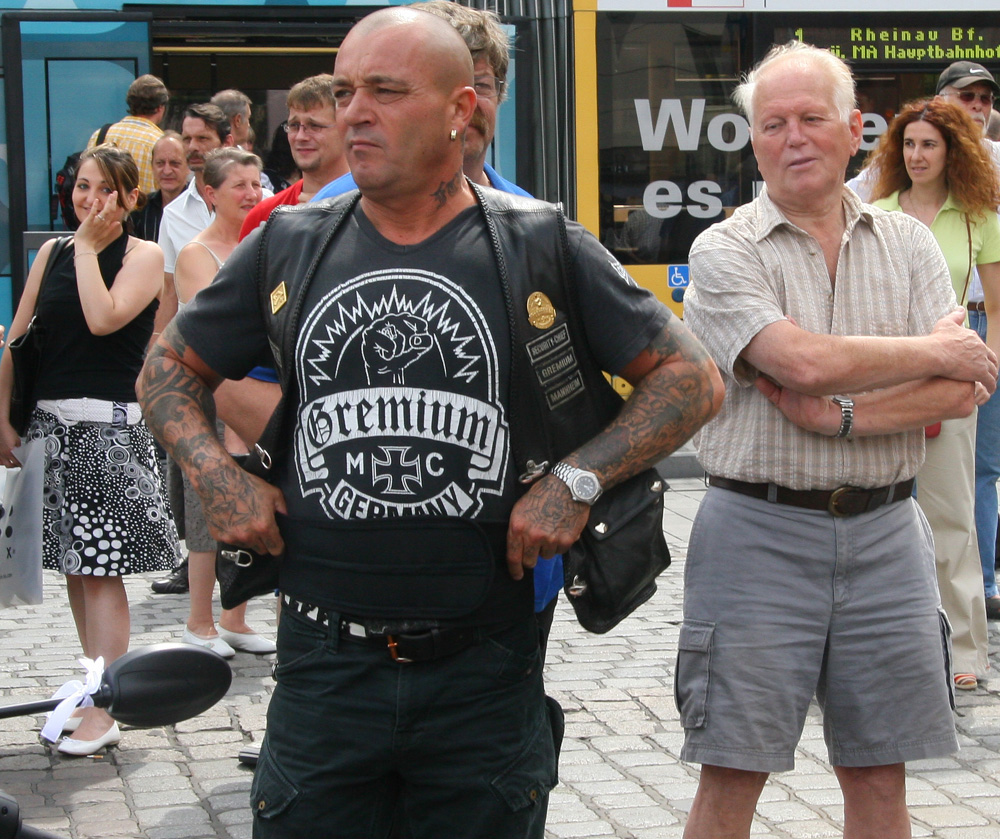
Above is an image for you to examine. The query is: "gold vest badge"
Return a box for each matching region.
[270,281,288,314]
[526,291,556,329]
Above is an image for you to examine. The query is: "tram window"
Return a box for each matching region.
[597,14,747,267]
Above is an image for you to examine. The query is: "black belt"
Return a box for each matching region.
[968,301,986,312]
[281,593,486,664]
[707,475,914,518]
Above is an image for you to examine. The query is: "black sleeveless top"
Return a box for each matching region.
[33,230,158,402]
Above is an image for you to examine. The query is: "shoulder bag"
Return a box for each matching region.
[477,188,671,634]
[8,237,72,435]
[214,430,283,610]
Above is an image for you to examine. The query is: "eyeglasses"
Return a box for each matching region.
[949,89,995,106]
[473,76,505,100]
[283,120,335,137]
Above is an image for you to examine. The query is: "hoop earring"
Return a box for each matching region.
[450,128,458,141]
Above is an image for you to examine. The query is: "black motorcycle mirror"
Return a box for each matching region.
[0,643,232,726]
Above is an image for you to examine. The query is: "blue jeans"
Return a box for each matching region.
[969,310,999,598]
[252,610,560,838]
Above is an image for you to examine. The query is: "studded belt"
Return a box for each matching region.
[281,593,486,664]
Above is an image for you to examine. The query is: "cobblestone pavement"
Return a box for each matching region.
[2,477,1000,838]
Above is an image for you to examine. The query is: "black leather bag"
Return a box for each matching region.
[561,468,671,634]
[215,441,283,610]
[9,237,71,435]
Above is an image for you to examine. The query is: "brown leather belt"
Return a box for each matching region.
[707,475,915,518]
[968,301,986,312]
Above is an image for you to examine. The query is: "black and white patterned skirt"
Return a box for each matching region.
[26,408,181,576]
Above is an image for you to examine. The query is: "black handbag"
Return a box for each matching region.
[214,376,294,611]
[562,468,671,634]
[215,442,283,611]
[8,237,71,435]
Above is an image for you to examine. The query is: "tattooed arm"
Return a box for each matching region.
[505,314,724,580]
[137,322,287,555]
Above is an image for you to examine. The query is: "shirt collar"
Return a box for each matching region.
[754,183,875,242]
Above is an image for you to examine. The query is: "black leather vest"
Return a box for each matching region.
[252,185,626,620]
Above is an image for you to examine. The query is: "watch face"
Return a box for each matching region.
[573,474,600,499]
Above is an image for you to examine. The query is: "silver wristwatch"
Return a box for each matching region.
[550,462,603,505]
[831,395,855,439]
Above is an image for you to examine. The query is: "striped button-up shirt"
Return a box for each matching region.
[684,186,955,490]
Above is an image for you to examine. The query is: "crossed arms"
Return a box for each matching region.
[748,308,997,435]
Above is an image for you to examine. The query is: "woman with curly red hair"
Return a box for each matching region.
[868,97,1000,692]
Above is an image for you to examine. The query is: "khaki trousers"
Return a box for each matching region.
[917,410,990,677]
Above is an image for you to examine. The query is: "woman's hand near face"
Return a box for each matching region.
[74,190,127,256]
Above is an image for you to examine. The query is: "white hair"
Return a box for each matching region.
[733,41,856,126]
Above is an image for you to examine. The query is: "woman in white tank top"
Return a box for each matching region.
[172,148,268,658]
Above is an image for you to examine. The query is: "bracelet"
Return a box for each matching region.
[73,251,98,260]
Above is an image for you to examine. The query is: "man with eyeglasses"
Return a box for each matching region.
[240,75,349,238]
[937,61,1000,135]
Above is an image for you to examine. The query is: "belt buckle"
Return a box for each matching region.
[386,635,413,664]
[827,486,856,517]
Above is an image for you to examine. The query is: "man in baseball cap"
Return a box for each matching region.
[936,61,1000,129]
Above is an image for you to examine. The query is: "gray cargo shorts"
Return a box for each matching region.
[676,486,958,773]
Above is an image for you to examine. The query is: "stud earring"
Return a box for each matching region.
[450,128,458,141]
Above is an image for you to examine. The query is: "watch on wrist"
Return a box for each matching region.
[550,462,603,505]
[831,395,854,439]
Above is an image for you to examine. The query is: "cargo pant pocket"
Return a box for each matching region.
[937,607,956,711]
[251,740,300,824]
[491,702,559,813]
[674,619,715,729]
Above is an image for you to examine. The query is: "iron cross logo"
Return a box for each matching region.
[294,270,508,520]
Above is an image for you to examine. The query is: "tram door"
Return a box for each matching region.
[1,11,152,317]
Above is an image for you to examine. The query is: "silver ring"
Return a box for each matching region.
[97,214,106,221]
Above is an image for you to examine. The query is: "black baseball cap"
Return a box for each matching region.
[936,61,1000,96]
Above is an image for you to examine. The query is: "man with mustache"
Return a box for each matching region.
[138,8,722,836]
[156,103,235,313]
[312,0,530,200]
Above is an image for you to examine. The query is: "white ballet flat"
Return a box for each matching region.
[217,627,276,655]
[182,627,236,659]
[58,722,120,756]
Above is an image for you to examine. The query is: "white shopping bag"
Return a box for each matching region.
[0,438,45,607]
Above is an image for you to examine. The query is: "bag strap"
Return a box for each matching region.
[96,123,113,146]
[960,213,973,307]
[28,236,72,318]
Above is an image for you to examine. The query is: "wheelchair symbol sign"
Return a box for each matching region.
[667,265,689,288]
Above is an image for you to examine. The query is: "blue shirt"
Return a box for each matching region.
[310,163,562,613]
[310,162,532,202]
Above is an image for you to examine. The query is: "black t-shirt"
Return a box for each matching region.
[177,201,669,527]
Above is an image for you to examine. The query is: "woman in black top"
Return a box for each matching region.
[0,145,179,756]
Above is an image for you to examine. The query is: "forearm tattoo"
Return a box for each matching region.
[576,316,719,487]
[137,327,254,527]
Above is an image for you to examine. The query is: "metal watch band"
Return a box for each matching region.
[550,461,603,505]
[832,396,854,439]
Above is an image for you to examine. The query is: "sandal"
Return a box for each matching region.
[954,673,978,691]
